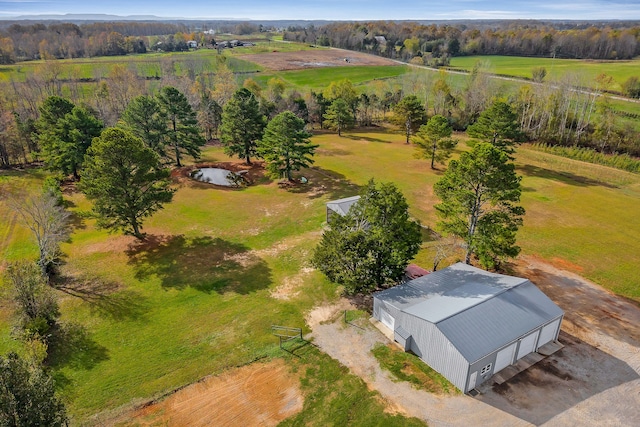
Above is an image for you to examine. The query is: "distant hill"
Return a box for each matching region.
[1,13,178,21]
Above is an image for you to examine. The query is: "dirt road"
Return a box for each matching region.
[308,256,640,426]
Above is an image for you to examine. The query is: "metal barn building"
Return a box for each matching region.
[326,195,360,223]
[373,263,564,393]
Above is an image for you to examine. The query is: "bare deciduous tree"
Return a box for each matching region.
[431,236,465,271]
[9,191,70,277]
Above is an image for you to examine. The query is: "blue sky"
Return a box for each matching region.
[1,0,640,20]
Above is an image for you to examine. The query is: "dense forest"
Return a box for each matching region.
[284,21,640,62]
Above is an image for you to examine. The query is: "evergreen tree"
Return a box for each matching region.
[413,114,458,169]
[219,88,265,165]
[80,128,174,240]
[312,180,422,294]
[434,143,525,269]
[258,111,318,181]
[120,95,168,160]
[157,86,205,167]
[37,97,103,179]
[467,100,522,156]
[392,95,426,143]
[323,98,354,137]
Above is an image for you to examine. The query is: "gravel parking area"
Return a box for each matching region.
[307,256,640,426]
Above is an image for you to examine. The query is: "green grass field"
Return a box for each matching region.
[1,129,639,423]
[449,55,640,92]
[254,65,409,91]
[0,50,259,82]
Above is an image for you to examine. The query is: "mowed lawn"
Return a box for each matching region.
[0,145,424,424]
[1,129,639,422]
[311,130,640,300]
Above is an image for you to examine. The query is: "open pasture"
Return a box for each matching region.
[0,49,259,83]
[449,55,640,92]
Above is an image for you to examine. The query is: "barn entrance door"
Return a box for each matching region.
[537,319,561,349]
[468,371,478,391]
[517,331,540,360]
[495,342,517,372]
[380,309,395,331]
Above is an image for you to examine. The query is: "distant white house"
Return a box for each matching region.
[373,263,564,393]
[374,36,387,45]
[187,40,198,49]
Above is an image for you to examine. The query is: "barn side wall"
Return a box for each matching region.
[401,313,469,392]
[373,297,403,324]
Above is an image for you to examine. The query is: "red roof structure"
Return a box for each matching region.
[405,264,431,280]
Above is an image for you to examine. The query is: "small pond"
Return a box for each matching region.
[191,168,246,187]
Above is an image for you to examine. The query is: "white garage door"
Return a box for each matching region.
[517,330,540,360]
[380,309,395,331]
[538,319,561,348]
[494,342,517,372]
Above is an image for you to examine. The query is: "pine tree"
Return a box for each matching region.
[312,180,422,294]
[37,97,103,179]
[434,143,525,269]
[80,128,174,240]
[323,98,354,137]
[120,95,168,160]
[413,114,458,169]
[0,352,68,426]
[467,100,522,156]
[219,88,265,165]
[258,111,318,181]
[157,86,205,167]
[392,95,426,143]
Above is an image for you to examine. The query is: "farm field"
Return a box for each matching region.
[1,127,639,423]
[449,55,640,92]
[0,49,260,82]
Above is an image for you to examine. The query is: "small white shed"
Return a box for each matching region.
[326,195,360,223]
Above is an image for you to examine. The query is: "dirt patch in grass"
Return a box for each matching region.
[236,48,399,71]
[126,359,303,426]
[270,267,314,301]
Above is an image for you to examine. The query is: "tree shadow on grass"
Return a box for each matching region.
[54,276,149,321]
[342,134,392,143]
[288,166,362,201]
[517,164,617,188]
[125,235,273,294]
[46,322,110,371]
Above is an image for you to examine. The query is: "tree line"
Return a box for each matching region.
[2,62,639,171]
[284,21,640,62]
[0,21,208,62]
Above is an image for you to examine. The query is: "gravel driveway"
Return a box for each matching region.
[307,257,640,427]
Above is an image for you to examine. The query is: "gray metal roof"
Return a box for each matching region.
[375,262,525,320]
[375,263,564,363]
[326,195,360,216]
